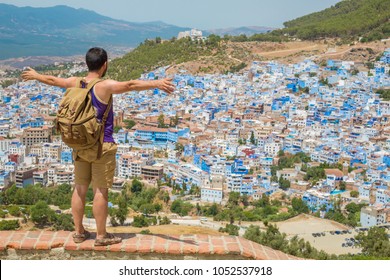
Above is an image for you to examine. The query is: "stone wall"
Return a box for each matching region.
[0,231,301,260]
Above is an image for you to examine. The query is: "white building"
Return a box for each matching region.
[177,29,203,40]
[201,187,223,203]
[227,173,242,193]
[360,205,388,227]
[0,138,10,152]
[264,142,281,156]
[0,125,10,137]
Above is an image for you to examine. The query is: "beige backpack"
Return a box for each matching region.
[56,78,112,159]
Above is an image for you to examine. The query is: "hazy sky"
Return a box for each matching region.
[0,0,341,29]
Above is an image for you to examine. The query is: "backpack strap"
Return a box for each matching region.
[86,79,101,91]
[79,77,106,159]
[97,95,113,159]
[75,77,101,90]
[74,77,84,88]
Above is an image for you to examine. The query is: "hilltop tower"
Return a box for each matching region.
[342,161,349,177]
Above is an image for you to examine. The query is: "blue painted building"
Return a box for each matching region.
[61,151,73,164]
[135,127,168,143]
[167,128,190,143]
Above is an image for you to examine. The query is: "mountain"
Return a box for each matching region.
[0,4,188,59]
[282,0,390,41]
[208,26,275,37]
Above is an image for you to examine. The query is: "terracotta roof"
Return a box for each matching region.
[324,169,344,177]
[136,126,168,133]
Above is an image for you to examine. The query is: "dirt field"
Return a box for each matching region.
[275,214,349,235]
[107,224,226,236]
[275,214,361,255]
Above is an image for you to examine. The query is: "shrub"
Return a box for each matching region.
[159,216,172,225]
[0,220,20,230]
[8,205,21,217]
[219,224,239,236]
[132,215,150,228]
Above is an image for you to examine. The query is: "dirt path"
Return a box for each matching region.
[256,44,320,56]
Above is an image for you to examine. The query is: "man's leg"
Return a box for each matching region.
[72,184,89,234]
[91,142,121,245]
[93,187,108,239]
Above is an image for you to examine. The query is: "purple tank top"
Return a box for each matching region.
[90,87,115,143]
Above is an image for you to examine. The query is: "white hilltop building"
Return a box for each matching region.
[178,29,204,40]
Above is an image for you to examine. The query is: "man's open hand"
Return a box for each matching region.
[21,67,38,81]
[157,78,175,94]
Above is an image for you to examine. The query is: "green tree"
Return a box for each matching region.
[240,194,250,207]
[114,126,122,133]
[30,201,55,227]
[279,177,291,190]
[345,202,361,214]
[291,197,309,214]
[228,192,240,207]
[255,194,270,208]
[170,114,179,127]
[250,131,255,145]
[139,203,156,216]
[207,203,219,216]
[170,199,193,216]
[175,143,184,154]
[350,191,359,198]
[158,114,167,128]
[131,178,143,193]
[339,181,346,191]
[124,119,136,129]
[115,195,129,225]
[158,190,170,204]
[355,227,390,258]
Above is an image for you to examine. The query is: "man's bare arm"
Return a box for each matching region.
[21,67,77,89]
[96,78,175,98]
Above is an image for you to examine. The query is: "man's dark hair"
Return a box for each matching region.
[86,47,108,72]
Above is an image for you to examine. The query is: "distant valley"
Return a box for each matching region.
[0,3,273,63]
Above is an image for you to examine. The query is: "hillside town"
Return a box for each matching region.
[0,48,390,231]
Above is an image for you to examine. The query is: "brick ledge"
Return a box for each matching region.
[0,231,301,260]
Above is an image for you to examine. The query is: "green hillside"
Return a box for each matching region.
[282,0,390,41]
[105,0,390,81]
[108,36,222,80]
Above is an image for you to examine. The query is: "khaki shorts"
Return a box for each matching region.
[73,142,117,189]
